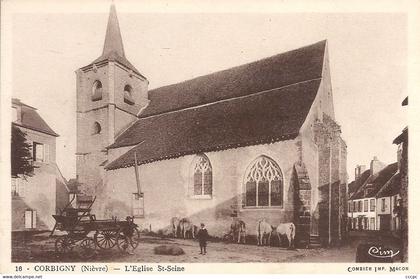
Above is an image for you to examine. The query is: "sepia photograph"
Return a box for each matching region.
[1,0,418,273]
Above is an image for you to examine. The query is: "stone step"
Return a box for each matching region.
[309,234,321,248]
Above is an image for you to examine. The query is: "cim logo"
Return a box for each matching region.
[367,246,400,258]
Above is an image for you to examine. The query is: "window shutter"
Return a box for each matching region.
[32,211,37,228]
[44,144,50,162]
[34,143,44,162]
[25,210,32,229]
[18,178,25,197]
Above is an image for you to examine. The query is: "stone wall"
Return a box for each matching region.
[11,126,68,231]
[104,140,299,237]
[311,115,347,245]
[12,165,57,230]
[76,61,148,195]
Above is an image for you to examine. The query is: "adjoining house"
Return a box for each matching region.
[75,4,348,246]
[347,157,400,232]
[393,96,408,261]
[11,98,69,231]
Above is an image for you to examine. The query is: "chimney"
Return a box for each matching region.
[370,156,385,176]
[354,165,366,180]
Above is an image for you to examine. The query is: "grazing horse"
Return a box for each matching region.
[230,219,246,244]
[274,222,296,249]
[170,217,181,238]
[179,218,196,239]
[256,219,273,246]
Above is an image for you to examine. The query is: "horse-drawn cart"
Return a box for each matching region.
[51,195,140,259]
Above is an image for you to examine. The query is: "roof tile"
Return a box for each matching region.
[106,79,321,170]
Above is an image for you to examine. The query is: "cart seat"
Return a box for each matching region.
[77,195,95,208]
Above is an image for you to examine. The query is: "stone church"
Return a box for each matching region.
[75,5,348,246]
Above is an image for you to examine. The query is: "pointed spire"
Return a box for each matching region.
[102,3,125,57]
[87,2,144,78]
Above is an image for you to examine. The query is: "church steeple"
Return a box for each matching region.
[76,2,149,198]
[88,3,143,76]
[102,4,125,57]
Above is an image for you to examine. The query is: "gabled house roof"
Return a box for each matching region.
[376,172,400,198]
[402,96,408,106]
[350,163,398,200]
[106,40,328,170]
[12,98,59,137]
[393,127,408,145]
[348,169,370,195]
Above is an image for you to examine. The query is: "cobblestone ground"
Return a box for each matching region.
[12,231,357,263]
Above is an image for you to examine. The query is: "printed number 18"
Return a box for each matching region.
[15,266,22,272]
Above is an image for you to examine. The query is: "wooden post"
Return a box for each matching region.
[134,152,141,195]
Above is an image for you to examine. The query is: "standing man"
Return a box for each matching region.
[197,223,209,255]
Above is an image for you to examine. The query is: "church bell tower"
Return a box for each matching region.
[76,4,149,195]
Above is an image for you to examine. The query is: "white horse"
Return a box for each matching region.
[170,217,181,238]
[274,222,296,249]
[256,219,273,246]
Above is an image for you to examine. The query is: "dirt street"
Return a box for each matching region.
[12,231,357,263]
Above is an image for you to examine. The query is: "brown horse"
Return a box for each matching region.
[179,218,196,239]
[231,219,246,244]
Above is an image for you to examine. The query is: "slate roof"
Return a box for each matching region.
[12,98,59,137]
[106,40,327,170]
[376,172,401,198]
[393,127,408,145]
[348,169,370,195]
[106,79,321,170]
[350,163,398,200]
[141,40,326,117]
[90,51,142,76]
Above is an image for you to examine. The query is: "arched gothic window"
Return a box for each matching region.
[192,154,212,197]
[92,80,103,101]
[244,156,283,207]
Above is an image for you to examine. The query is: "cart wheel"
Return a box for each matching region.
[79,237,96,259]
[129,227,141,249]
[94,230,117,250]
[55,235,75,254]
[116,232,130,252]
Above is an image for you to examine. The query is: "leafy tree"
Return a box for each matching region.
[11,125,34,177]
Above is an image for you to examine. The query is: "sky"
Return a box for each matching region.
[9,3,407,181]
